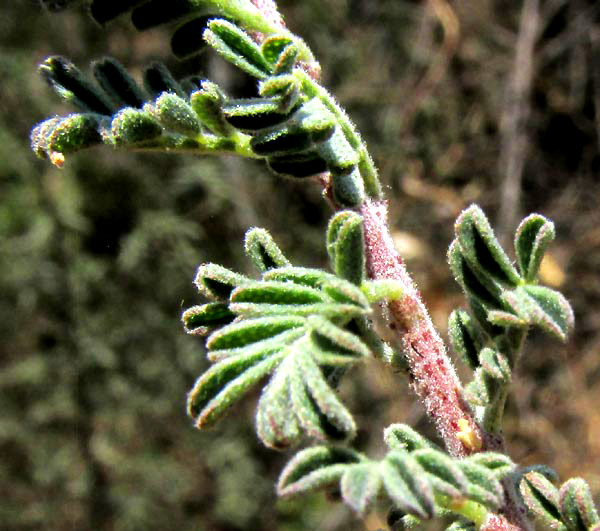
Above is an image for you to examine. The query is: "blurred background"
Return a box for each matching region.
[1,0,599,529]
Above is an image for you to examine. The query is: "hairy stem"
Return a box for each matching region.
[360,198,480,458]
[360,198,532,531]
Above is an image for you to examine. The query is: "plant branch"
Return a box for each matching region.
[360,198,484,458]
[360,199,534,531]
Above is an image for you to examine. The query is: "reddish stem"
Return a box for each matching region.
[360,198,480,457]
[360,199,531,530]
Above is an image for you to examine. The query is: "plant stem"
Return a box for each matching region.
[360,198,481,457]
[360,198,533,530]
[249,2,532,528]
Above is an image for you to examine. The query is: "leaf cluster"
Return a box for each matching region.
[183,219,395,450]
[278,423,515,527]
[30,54,249,165]
[519,470,600,531]
[447,205,574,432]
[32,15,381,206]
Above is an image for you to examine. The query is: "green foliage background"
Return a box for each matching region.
[1,1,599,529]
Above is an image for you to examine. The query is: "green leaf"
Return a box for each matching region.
[448,309,486,370]
[486,308,529,328]
[230,301,364,319]
[194,263,251,299]
[263,266,334,288]
[206,315,305,350]
[31,113,105,162]
[207,328,304,362]
[318,126,360,173]
[331,166,366,207]
[267,151,328,178]
[455,205,521,287]
[280,97,337,140]
[361,279,404,303]
[231,281,327,305]
[319,275,370,307]
[256,355,301,449]
[464,453,515,479]
[384,423,434,452]
[457,461,504,509]
[187,348,285,427]
[262,267,369,308]
[478,348,511,383]
[182,302,235,335]
[259,74,300,104]
[92,57,147,109]
[40,56,115,114]
[204,19,272,79]
[143,62,186,98]
[273,42,299,75]
[341,463,382,515]
[151,92,201,136]
[250,98,336,156]
[327,211,357,259]
[190,81,232,136]
[514,214,555,282]
[290,347,356,442]
[559,478,599,531]
[412,449,468,499]
[518,285,574,341]
[448,241,505,312]
[519,471,566,530]
[184,230,374,448]
[326,211,365,285]
[223,97,296,132]
[307,315,371,359]
[381,451,436,519]
[262,36,294,64]
[277,446,363,497]
[110,107,163,145]
[244,228,291,272]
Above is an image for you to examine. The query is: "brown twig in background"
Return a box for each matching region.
[497,0,540,244]
[402,0,461,129]
[589,23,600,154]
